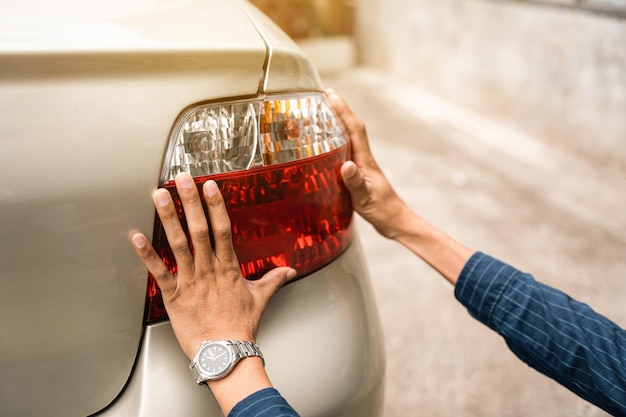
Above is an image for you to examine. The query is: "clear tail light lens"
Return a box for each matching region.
[145,93,353,324]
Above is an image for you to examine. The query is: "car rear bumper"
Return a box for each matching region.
[98,236,385,417]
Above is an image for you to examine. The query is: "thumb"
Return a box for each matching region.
[249,267,297,303]
[341,161,371,208]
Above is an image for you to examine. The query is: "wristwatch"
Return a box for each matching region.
[189,340,264,384]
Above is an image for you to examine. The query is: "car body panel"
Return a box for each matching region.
[0,0,264,54]
[241,3,322,93]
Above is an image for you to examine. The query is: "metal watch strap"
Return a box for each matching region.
[190,360,204,384]
[230,340,264,365]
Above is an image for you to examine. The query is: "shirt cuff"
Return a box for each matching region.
[228,387,299,417]
[454,251,520,331]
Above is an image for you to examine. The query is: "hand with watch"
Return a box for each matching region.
[131,173,297,415]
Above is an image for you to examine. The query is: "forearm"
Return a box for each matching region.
[391,205,474,285]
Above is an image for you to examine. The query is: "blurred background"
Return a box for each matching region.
[251,0,626,174]
[251,1,626,416]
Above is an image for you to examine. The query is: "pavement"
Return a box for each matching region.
[322,67,626,417]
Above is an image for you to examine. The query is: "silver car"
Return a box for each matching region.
[0,0,385,416]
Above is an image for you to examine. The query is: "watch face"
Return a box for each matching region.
[198,343,232,376]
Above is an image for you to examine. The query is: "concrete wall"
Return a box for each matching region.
[356,0,626,173]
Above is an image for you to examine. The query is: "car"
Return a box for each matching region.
[0,0,385,416]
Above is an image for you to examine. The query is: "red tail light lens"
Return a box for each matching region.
[145,93,353,324]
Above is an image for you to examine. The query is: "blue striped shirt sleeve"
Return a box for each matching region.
[228,388,300,417]
[455,252,626,416]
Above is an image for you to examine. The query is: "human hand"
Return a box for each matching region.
[326,90,473,283]
[326,90,410,240]
[131,173,296,360]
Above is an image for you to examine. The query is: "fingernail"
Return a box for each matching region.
[343,162,357,179]
[286,268,297,280]
[204,180,219,197]
[155,190,170,206]
[132,234,146,249]
[177,173,194,189]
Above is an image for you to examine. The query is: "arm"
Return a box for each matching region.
[456,252,626,416]
[131,174,298,416]
[326,90,474,284]
[327,90,626,414]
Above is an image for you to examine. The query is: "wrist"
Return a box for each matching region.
[381,201,421,241]
[189,340,270,415]
[393,211,473,284]
[208,357,272,415]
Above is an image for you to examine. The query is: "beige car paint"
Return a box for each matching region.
[0,1,384,416]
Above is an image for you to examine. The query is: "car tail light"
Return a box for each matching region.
[145,93,354,324]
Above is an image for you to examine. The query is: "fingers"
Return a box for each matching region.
[131,232,177,293]
[150,175,238,282]
[139,174,292,295]
[154,187,195,272]
[325,89,372,157]
[203,180,237,264]
[175,173,213,266]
